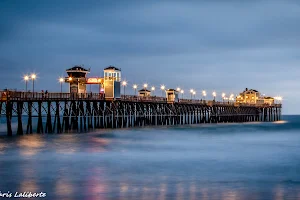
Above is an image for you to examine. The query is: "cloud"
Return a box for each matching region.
[0,0,300,113]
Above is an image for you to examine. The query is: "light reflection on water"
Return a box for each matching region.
[0,115,299,199]
[16,136,45,156]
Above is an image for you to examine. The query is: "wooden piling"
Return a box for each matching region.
[0,98,282,135]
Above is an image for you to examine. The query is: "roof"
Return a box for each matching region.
[166,89,177,92]
[66,65,89,72]
[139,89,151,92]
[243,89,259,93]
[104,65,121,71]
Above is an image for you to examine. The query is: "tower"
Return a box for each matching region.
[65,65,89,94]
[166,89,179,103]
[103,66,121,99]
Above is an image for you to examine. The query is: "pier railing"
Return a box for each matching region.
[121,95,167,102]
[0,91,105,100]
[0,91,281,107]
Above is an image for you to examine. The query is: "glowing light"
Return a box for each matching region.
[180,90,184,94]
[176,87,181,92]
[160,85,165,90]
[143,83,148,88]
[193,91,196,95]
[212,92,216,97]
[151,86,155,91]
[190,89,194,93]
[222,93,225,98]
[133,84,137,89]
[24,75,29,81]
[68,77,72,81]
[31,74,36,79]
[122,81,127,86]
[86,78,103,84]
[274,96,282,101]
[59,78,64,83]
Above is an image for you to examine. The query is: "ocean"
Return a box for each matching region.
[0,115,299,200]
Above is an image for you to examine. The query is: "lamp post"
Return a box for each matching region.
[24,75,29,92]
[202,90,206,100]
[151,86,155,96]
[190,89,194,99]
[275,96,282,104]
[133,84,137,96]
[222,93,226,102]
[143,83,148,89]
[59,78,64,93]
[160,85,165,97]
[122,81,127,98]
[68,77,72,94]
[193,91,196,99]
[31,74,36,93]
[230,94,234,103]
[176,87,181,92]
[278,96,282,104]
[212,91,216,101]
[180,90,184,99]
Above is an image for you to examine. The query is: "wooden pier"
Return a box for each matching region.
[0,92,282,136]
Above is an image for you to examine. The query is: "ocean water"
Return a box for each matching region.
[0,115,299,200]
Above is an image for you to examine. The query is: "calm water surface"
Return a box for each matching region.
[0,115,300,200]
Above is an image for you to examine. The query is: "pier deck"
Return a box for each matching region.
[0,92,282,136]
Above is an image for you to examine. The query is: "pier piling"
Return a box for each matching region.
[0,93,282,136]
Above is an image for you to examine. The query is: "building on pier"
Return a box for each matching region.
[236,88,274,105]
[65,66,89,94]
[103,66,121,99]
[166,89,179,103]
[257,96,274,105]
[138,89,151,97]
[64,65,121,99]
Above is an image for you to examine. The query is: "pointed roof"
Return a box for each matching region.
[166,89,177,92]
[104,65,121,71]
[139,89,151,92]
[66,65,89,72]
[243,88,259,93]
[264,96,274,99]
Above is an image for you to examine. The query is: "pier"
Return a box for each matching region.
[0,65,283,135]
[0,91,281,136]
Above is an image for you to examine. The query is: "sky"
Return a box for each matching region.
[0,0,299,114]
